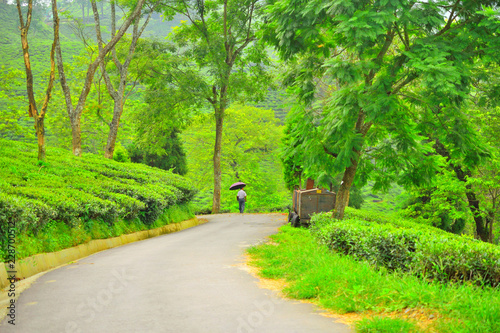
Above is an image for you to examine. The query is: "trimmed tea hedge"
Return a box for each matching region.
[0,139,197,234]
[311,209,500,287]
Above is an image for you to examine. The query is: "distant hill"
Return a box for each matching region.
[0,3,183,74]
[0,1,289,144]
[250,89,291,122]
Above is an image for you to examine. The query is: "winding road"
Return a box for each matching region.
[1,213,351,333]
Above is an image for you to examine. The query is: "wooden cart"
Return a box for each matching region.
[288,188,336,227]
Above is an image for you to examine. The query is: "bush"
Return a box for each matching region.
[113,143,131,163]
[310,208,500,287]
[0,139,197,260]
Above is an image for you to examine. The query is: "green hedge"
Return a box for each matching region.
[0,139,197,234]
[310,209,500,287]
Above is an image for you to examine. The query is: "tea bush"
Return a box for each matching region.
[311,208,500,287]
[0,139,197,251]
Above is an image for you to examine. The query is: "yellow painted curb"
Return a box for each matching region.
[0,263,7,290]
[0,217,207,289]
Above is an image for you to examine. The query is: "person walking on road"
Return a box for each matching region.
[237,187,247,213]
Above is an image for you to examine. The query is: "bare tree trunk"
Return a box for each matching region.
[55,0,147,156]
[104,101,122,158]
[17,0,59,161]
[212,107,224,214]
[464,188,490,242]
[35,116,46,160]
[70,112,83,156]
[94,0,151,159]
[334,157,359,219]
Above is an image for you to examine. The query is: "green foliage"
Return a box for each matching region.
[0,138,197,260]
[134,1,273,154]
[310,209,500,287]
[129,129,188,175]
[113,142,131,163]
[361,182,409,214]
[250,89,291,122]
[281,108,364,208]
[182,104,290,213]
[263,0,500,222]
[281,108,305,190]
[402,181,468,235]
[248,224,500,333]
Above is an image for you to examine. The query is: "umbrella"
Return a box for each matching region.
[229,182,246,190]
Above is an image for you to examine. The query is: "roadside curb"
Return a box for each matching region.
[0,217,207,321]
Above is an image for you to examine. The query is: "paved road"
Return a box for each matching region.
[1,214,351,333]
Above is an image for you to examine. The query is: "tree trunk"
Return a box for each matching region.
[464,184,490,242]
[55,0,146,157]
[212,107,224,214]
[333,110,371,219]
[434,139,492,242]
[35,116,46,160]
[104,101,123,159]
[17,0,58,161]
[70,113,82,156]
[99,4,150,160]
[334,157,359,219]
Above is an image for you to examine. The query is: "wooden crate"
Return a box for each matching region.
[293,189,336,221]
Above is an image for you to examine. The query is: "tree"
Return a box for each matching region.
[16,0,60,160]
[55,0,147,156]
[129,129,188,175]
[182,105,288,212]
[93,0,154,159]
[149,0,272,213]
[467,65,500,242]
[399,55,499,241]
[264,0,500,220]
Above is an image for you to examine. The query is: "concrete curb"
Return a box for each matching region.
[0,264,6,290]
[0,217,206,294]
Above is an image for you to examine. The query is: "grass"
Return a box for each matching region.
[356,317,421,333]
[247,225,500,333]
[11,203,195,260]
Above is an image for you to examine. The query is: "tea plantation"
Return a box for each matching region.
[311,209,500,287]
[0,139,197,260]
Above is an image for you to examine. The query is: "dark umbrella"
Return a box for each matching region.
[229,182,246,190]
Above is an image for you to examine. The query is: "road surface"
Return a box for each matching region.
[1,213,351,333]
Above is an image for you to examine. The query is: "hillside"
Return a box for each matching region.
[0,3,290,124]
[0,138,197,260]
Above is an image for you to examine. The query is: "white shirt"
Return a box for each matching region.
[237,189,247,199]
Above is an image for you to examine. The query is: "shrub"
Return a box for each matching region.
[113,143,131,163]
[0,138,197,260]
[310,208,500,287]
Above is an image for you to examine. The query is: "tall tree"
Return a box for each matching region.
[264,0,500,219]
[55,0,147,156]
[16,0,60,160]
[93,0,154,159]
[183,105,288,212]
[144,0,272,213]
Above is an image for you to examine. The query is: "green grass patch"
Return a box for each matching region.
[356,317,420,333]
[247,225,500,333]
